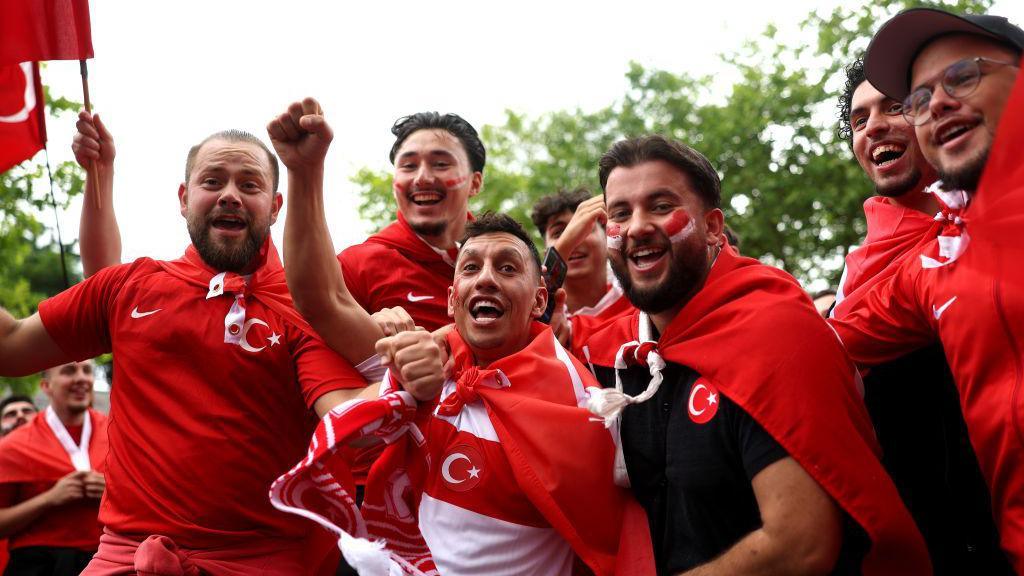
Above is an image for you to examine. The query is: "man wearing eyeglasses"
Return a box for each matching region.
[828,7,1024,571]
[833,59,1008,574]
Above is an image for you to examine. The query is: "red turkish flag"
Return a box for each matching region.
[0,0,94,65]
[0,62,46,173]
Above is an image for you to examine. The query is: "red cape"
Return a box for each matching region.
[0,408,108,483]
[965,54,1024,277]
[271,324,653,576]
[834,197,940,319]
[584,247,930,575]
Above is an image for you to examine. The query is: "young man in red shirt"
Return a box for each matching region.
[0,361,106,576]
[0,122,370,574]
[832,58,1007,573]
[829,7,1024,570]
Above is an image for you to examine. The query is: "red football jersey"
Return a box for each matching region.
[37,249,364,549]
[338,213,461,332]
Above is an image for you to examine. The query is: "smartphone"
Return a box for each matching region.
[539,247,568,324]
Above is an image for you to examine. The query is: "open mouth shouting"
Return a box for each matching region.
[870,142,907,169]
[468,295,506,326]
[210,213,249,234]
[933,117,980,150]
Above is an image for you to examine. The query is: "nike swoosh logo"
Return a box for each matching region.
[131,306,162,319]
[407,292,433,302]
[932,296,957,320]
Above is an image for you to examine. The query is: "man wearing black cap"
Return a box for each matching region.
[833,58,1008,574]
[829,7,1024,571]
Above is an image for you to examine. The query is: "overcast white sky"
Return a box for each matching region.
[32,0,1024,266]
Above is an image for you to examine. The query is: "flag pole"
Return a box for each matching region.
[43,147,71,290]
[79,59,101,210]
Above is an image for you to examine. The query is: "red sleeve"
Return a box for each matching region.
[828,259,935,367]
[37,262,137,361]
[337,249,371,313]
[289,322,367,408]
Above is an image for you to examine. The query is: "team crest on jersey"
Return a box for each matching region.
[441,443,484,492]
[688,378,720,424]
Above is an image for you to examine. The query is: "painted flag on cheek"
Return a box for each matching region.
[0,62,46,173]
[665,209,693,244]
[0,0,94,65]
[606,223,623,251]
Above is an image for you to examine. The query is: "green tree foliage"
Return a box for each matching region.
[0,84,85,395]
[353,0,991,287]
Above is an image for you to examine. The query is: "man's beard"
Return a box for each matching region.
[187,210,268,272]
[610,237,710,314]
[938,147,989,192]
[408,218,448,238]
[874,167,923,198]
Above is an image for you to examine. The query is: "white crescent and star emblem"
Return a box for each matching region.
[238,318,270,353]
[440,444,483,492]
[0,63,35,124]
[688,379,720,424]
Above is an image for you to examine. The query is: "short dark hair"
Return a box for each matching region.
[837,58,868,148]
[185,130,280,192]
[389,112,486,173]
[460,212,541,276]
[530,187,594,237]
[598,135,721,209]
[0,395,35,415]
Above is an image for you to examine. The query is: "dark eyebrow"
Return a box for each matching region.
[398,149,457,161]
[849,105,867,119]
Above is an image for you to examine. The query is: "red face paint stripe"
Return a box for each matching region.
[664,210,691,237]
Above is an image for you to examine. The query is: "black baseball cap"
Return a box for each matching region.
[864,7,1024,100]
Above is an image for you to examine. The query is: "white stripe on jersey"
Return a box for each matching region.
[418,493,573,576]
[551,332,589,408]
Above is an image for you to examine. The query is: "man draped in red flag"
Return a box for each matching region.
[0,361,106,576]
[829,7,1024,571]
[0,62,46,173]
[583,135,930,575]
[831,58,1007,574]
[271,156,653,573]
[0,0,93,66]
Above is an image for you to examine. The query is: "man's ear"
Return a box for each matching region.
[704,208,725,247]
[178,183,189,219]
[269,192,284,225]
[530,281,548,319]
[468,171,483,199]
[447,286,456,318]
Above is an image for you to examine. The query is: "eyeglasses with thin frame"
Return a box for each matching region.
[902,56,1019,126]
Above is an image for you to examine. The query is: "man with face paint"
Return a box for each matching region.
[583,135,929,575]
[0,116,372,574]
[828,7,1024,570]
[833,58,1007,574]
[0,361,106,576]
